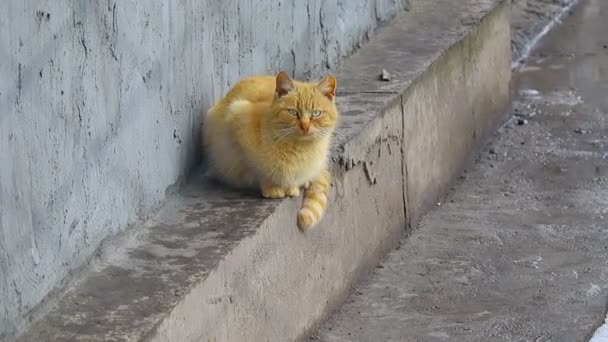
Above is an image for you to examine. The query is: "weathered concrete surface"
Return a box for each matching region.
[0,0,412,338]
[14,0,511,341]
[511,0,578,61]
[335,0,512,225]
[316,0,608,340]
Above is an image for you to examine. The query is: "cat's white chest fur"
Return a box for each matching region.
[292,153,327,186]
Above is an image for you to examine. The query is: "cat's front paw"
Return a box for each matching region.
[284,186,300,197]
[261,185,286,199]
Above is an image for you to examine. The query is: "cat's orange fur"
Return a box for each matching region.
[202,71,339,231]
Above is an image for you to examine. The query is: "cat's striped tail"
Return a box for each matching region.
[297,169,331,231]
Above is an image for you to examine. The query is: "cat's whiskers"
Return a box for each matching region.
[271,127,297,141]
[332,128,345,138]
[312,127,336,138]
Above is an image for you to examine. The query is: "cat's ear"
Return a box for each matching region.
[317,74,337,100]
[276,71,295,98]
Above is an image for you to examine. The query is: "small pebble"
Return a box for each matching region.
[379,69,391,81]
[520,89,540,96]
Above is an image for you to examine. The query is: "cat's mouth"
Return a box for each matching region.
[295,131,319,141]
[299,128,321,137]
[273,127,324,141]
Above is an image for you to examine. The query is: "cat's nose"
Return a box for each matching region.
[300,121,310,134]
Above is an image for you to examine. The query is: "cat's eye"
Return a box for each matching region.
[311,110,322,118]
[288,109,299,117]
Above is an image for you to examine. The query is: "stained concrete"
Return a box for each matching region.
[0,0,413,338]
[13,0,511,341]
[316,0,608,340]
[511,0,577,61]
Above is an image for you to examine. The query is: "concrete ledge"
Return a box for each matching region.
[17,0,511,341]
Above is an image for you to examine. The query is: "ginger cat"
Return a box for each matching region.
[202,71,339,231]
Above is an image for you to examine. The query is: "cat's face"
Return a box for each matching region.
[267,72,338,141]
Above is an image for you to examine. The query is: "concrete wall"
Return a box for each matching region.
[0,0,410,337]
